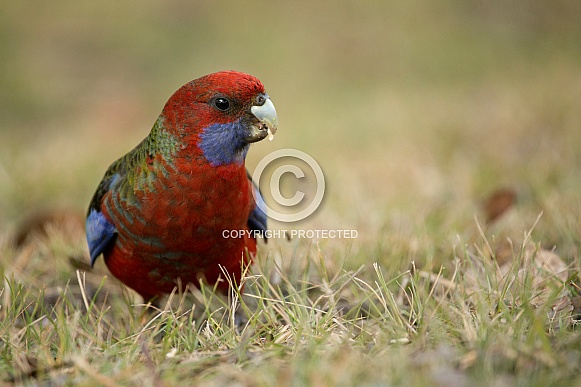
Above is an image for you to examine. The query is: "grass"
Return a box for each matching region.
[1,218,580,385]
[2,1,581,385]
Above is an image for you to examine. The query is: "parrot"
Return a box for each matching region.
[85,71,277,302]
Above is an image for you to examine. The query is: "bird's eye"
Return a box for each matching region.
[256,95,266,106]
[213,97,230,111]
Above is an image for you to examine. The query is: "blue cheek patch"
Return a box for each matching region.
[198,121,249,166]
[86,209,117,266]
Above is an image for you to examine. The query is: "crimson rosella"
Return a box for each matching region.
[85,71,277,301]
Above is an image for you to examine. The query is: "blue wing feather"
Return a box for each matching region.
[247,176,268,241]
[86,209,116,266]
[86,171,120,266]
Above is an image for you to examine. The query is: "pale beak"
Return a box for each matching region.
[247,97,278,143]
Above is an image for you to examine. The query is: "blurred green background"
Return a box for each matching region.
[1,1,581,254]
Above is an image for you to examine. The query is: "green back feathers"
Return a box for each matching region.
[88,116,181,212]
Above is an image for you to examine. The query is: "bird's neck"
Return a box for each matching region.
[145,114,250,179]
[145,116,183,159]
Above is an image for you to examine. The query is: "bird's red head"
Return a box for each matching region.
[159,71,278,166]
[189,71,265,104]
